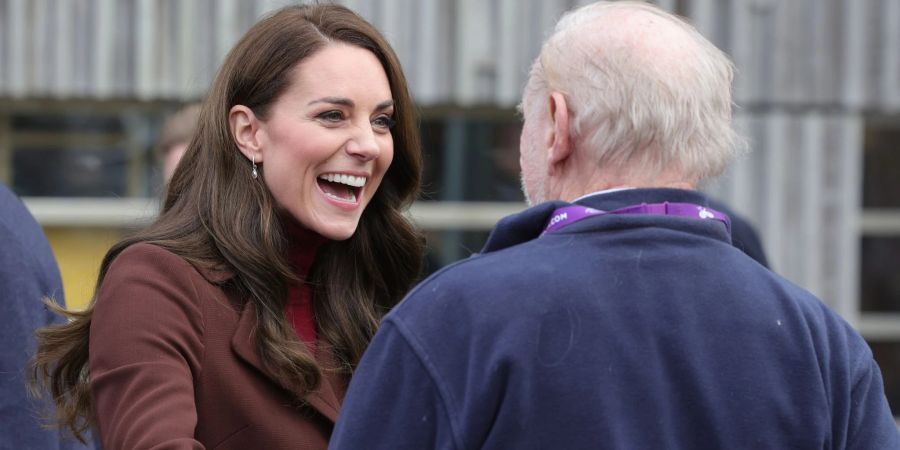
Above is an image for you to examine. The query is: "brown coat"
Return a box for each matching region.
[89,243,347,450]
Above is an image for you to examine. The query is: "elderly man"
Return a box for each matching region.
[331,2,899,449]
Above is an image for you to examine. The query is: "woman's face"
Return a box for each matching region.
[257,43,395,240]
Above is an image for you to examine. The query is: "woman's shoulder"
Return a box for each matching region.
[116,241,184,259]
[94,243,213,336]
[98,242,217,308]
[107,242,196,280]
[98,242,236,315]
[109,242,232,284]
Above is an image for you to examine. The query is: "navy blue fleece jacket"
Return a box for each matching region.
[332,188,898,450]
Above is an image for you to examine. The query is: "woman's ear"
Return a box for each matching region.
[229,105,264,162]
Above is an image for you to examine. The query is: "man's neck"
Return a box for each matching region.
[571,186,636,203]
[563,181,696,203]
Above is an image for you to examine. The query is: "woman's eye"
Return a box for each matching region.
[372,115,397,131]
[318,111,344,122]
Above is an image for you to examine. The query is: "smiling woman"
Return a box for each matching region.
[229,43,397,241]
[29,4,424,450]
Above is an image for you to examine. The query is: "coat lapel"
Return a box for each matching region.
[230,301,343,423]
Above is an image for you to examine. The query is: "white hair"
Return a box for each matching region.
[521,0,746,183]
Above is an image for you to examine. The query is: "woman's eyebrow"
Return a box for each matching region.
[375,99,395,111]
[307,98,394,112]
[308,96,354,107]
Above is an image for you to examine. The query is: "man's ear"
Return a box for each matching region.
[546,92,573,175]
[229,105,264,162]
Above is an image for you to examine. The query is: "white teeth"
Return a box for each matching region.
[323,191,357,202]
[318,173,366,187]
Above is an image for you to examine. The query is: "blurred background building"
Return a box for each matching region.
[1,0,899,416]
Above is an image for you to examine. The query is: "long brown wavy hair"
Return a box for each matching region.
[29,4,424,443]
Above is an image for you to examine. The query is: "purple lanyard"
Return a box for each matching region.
[542,202,731,235]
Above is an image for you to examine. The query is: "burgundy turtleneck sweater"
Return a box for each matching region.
[284,221,328,353]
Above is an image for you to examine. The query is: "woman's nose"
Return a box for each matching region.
[345,127,381,161]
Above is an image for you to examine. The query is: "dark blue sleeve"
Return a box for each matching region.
[0,185,96,450]
[0,235,59,450]
[330,319,461,450]
[846,358,900,449]
[0,221,91,448]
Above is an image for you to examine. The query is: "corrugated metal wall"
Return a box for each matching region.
[694,0,899,320]
[2,0,898,109]
[2,0,898,318]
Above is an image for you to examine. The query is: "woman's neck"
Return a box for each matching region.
[283,220,328,276]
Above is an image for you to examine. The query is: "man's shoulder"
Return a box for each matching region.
[0,184,63,302]
[389,233,578,327]
[0,184,46,252]
[428,235,559,283]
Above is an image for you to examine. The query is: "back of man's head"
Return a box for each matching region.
[522,1,744,188]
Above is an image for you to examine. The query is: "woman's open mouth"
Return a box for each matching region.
[317,173,366,204]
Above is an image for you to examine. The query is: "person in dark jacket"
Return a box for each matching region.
[330,1,899,449]
[0,182,94,450]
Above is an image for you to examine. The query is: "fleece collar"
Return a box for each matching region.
[481,188,730,254]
